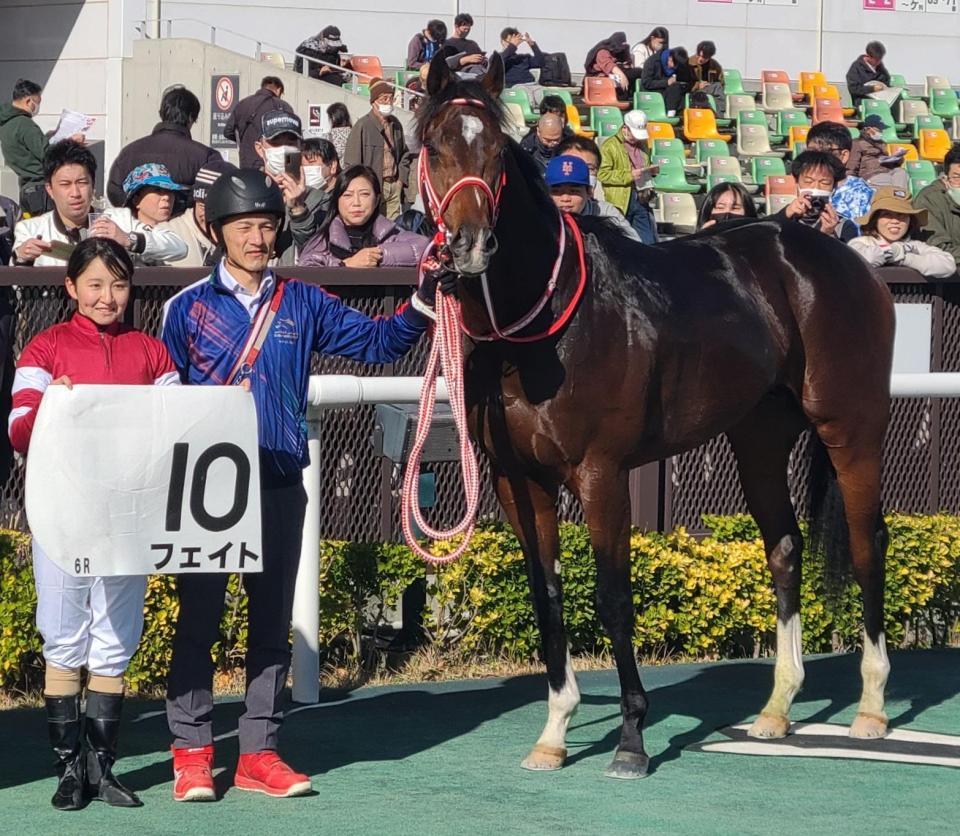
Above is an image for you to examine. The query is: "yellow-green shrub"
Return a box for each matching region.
[1,514,960,693]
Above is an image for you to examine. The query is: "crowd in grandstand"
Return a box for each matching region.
[2,13,960,812]
[0,19,958,278]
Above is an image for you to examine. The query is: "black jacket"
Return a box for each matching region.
[845,56,892,107]
[224,88,295,170]
[501,42,545,87]
[107,122,222,207]
[641,52,671,91]
[519,129,556,175]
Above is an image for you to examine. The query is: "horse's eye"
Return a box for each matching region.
[424,143,439,158]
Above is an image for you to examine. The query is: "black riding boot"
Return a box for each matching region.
[84,691,142,807]
[46,695,86,811]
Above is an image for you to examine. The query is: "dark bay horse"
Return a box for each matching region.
[416,53,895,779]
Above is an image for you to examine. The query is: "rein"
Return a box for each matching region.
[401,95,588,565]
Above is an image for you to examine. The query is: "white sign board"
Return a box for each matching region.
[25,386,262,576]
[893,303,932,375]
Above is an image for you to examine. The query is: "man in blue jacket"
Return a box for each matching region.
[161,170,446,802]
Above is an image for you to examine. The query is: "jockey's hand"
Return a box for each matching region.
[417,267,458,309]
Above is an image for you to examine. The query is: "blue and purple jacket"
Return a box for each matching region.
[161,265,426,483]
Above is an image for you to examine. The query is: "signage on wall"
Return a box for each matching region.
[864,0,957,11]
[210,73,240,148]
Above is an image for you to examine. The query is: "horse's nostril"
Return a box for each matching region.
[482,231,498,256]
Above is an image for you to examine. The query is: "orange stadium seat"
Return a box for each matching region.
[766,174,798,214]
[565,105,596,139]
[788,125,810,148]
[886,143,919,162]
[918,128,951,163]
[350,55,383,84]
[646,121,676,142]
[683,108,732,142]
[583,77,628,109]
[813,98,844,125]
[799,71,826,102]
[762,69,791,87]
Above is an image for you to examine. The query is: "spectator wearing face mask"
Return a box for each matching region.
[640,47,690,117]
[224,77,295,171]
[294,26,349,86]
[445,13,486,76]
[160,161,235,267]
[598,110,658,245]
[848,114,909,190]
[0,79,84,216]
[556,135,614,214]
[696,182,758,230]
[914,143,960,262]
[520,113,564,175]
[779,150,857,242]
[344,80,411,220]
[631,27,669,70]
[545,155,639,241]
[288,138,341,250]
[408,20,454,70]
[849,186,956,278]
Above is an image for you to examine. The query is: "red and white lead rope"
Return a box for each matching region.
[400,289,480,565]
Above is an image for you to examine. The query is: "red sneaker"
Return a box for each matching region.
[234,751,312,798]
[172,745,216,802]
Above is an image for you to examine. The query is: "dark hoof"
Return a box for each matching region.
[603,750,649,780]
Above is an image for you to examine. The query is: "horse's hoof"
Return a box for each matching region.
[748,713,790,739]
[603,750,649,780]
[849,712,888,739]
[520,743,566,771]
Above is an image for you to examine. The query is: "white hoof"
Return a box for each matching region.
[748,713,790,739]
[520,743,566,771]
[850,712,888,739]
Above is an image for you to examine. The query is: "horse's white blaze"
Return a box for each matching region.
[858,631,889,717]
[461,114,483,145]
[536,651,580,749]
[762,613,805,718]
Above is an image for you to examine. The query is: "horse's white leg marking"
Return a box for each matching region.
[749,613,804,739]
[460,114,483,145]
[850,631,889,739]
[521,650,579,770]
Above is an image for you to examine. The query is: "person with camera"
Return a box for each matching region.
[500,28,545,87]
[780,150,858,243]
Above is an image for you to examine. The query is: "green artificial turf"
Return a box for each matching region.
[2,650,959,835]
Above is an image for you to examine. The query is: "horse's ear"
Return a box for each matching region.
[426,52,451,96]
[482,53,505,98]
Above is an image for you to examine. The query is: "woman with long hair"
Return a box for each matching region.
[632,26,669,68]
[298,165,427,267]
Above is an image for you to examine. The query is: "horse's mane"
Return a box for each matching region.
[415,76,507,144]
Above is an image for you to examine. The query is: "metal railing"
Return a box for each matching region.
[293,51,424,106]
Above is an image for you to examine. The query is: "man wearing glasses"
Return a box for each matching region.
[914,144,960,262]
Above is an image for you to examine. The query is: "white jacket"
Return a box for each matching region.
[13,206,187,267]
[849,235,957,279]
[157,209,217,268]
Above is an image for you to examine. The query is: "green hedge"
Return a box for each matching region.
[2,514,960,693]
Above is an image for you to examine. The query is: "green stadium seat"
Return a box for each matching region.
[910,178,933,199]
[889,74,916,99]
[652,138,687,161]
[860,100,902,136]
[651,155,701,193]
[634,91,680,126]
[394,70,418,88]
[905,160,937,182]
[540,87,574,106]
[590,106,624,132]
[707,172,742,189]
[724,69,746,96]
[930,88,960,121]
[913,113,945,139]
[501,88,538,124]
[695,139,730,165]
[750,156,787,185]
[342,82,370,97]
[596,118,622,138]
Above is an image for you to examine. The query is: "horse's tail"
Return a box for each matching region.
[805,432,851,599]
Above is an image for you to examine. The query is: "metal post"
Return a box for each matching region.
[210,25,217,46]
[165,19,172,38]
[255,41,262,59]
[291,414,322,703]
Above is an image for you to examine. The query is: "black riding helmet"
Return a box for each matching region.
[204,169,286,234]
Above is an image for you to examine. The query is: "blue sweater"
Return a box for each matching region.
[162,267,426,483]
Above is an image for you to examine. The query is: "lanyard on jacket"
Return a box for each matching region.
[227,280,286,384]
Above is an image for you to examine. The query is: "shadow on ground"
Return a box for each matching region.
[1,649,958,792]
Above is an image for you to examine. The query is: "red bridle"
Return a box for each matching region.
[417,95,586,343]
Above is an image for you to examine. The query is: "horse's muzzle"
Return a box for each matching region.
[449,225,498,275]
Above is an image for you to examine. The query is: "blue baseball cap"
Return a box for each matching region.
[545,155,591,188]
[122,163,187,205]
